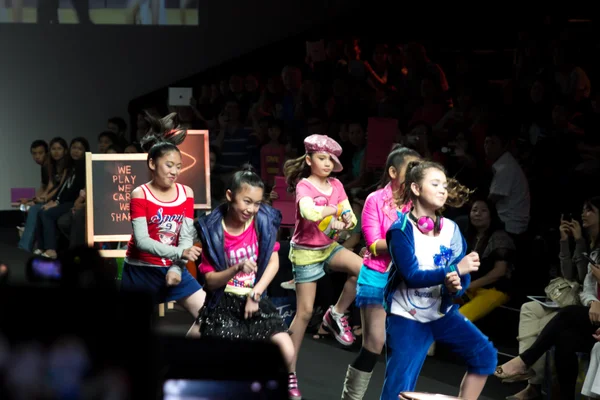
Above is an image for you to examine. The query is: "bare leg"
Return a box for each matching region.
[288,281,317,371]
[327,248,361,314]
[361,305,386,354]
[271,332,295,372]
[459,373,488,400]
[177,289,206,338]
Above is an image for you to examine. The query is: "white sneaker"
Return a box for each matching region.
[281,280,296,291]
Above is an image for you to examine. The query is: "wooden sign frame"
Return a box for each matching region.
[177,130,212,210]
[85,153,147,258]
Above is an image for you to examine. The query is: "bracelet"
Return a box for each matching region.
[248,290,261,302]
[341,209,351,217]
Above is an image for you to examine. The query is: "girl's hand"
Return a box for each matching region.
[445,271,462,293]
[359,247,367,257]
[457,252,480,275]
[269,190,279,200]
[182,247,201,262]
[237,260,257,274]
[244,296,260,319]
[342,211,352,226]
[593,327,600,341]
[165,271,182,287]
[330,220,346,231]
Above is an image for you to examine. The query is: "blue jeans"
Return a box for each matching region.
[17,203,43,252]
[36,202,73,251]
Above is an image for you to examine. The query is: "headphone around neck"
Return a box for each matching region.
[408,211,443,234]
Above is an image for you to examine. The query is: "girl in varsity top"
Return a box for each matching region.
[122,113,205,337]
[195,167,300,400]
[382,161,496,399]
[283,135,362,381]
[341,146,420,400]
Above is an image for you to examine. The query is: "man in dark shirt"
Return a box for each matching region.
[28,140,48,203]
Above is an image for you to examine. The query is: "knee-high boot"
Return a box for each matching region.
[341,365,372,400]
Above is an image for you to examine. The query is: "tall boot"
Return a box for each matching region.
[341,365,372,400]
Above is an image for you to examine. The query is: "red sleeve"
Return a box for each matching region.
[198,253,216,274]
[130,198,147,219]
[185,197,194,218]
[273,242,280,252]
[295,179,311,203]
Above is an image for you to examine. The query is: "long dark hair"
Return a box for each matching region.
[46,137,72,183]
[584,196,600,251]
[140,112,187,167]
[466,198,505,254]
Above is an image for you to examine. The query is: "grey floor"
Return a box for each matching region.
[1,225,525,399]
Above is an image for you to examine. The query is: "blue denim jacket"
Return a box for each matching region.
[195,203,281,310]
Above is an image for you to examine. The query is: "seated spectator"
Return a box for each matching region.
[124,142,143,153]
[484,127,530,237]
[458,199,515,322]
[35,138,88,258]
[98,131,119,154]
[16,140,48,237]
[107,116,129,148]
[497,197,600,400]
[18,137,70,252]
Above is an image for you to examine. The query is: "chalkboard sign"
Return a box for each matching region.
[175,130,211,209]
[85,153,150,246]
[85,133,211,255]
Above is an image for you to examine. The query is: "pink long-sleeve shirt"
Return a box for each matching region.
[362,183,400,273]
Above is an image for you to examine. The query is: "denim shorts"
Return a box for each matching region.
[292,243,344,284]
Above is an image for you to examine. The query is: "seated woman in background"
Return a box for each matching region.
[504,198,596,400]
[18,137,70,253]
[35,137,90,259]
[458,198,516,322]
[496,197,600,400]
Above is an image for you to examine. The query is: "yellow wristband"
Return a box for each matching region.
[369,241,378,257]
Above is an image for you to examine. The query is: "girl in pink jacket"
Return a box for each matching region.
[341,146,420,400]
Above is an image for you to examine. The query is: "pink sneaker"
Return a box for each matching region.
[288,373,302,400]
[322,306,355,346]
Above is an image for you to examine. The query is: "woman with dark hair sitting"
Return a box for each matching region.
[458,197,516,322]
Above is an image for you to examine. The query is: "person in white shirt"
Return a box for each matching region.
[381,160,497,399]
[484,129,530,236]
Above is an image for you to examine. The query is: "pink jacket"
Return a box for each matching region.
[362,183,400,273]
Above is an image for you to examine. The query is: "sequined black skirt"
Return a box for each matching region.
[199,292,287,341]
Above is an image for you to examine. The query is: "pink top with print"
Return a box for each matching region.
[291,178,348,249]
[199,221,280,290]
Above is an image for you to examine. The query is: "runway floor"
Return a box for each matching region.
[0,225,523,399]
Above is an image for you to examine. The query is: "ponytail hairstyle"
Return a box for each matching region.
[379,145,421,208]
[379,145,420,189]
[139,111,187,167]
[401,160,473,215]
[228,164,265,197]
[283,154,312,193]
